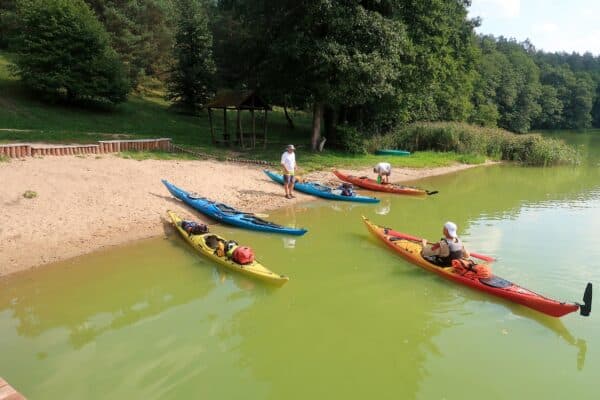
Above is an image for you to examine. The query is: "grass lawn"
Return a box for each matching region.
[0,51,481,170]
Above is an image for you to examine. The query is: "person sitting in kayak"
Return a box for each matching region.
[421,221,470,267]
[337,182,354,196]
[373,162,391,184]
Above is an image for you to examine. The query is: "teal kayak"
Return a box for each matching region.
[375,149,411,156]
[264,170,380,203]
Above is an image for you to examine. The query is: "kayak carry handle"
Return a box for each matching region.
[579,282,592,317]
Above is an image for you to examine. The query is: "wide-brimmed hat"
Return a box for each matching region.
[444,221,458,238]
[286,144,295,150]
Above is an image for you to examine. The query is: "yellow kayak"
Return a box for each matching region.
[167,210,289,286]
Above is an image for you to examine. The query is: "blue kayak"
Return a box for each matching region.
[264,170,380,204]
[161,180,308,236]
[375,149,411,156]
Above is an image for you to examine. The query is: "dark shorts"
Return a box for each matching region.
[283,174,295,184]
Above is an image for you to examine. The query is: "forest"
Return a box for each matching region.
[1,0,600,151]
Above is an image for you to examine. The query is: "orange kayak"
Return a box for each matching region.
[332,169,437,196]
[363,216,592,318]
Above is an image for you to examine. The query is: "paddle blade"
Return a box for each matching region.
[426,190,439,196]
[580,282,592,317]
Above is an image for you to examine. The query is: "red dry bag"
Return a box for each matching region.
[232,246,255,265]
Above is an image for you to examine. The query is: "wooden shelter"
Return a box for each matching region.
[205,90,272,148]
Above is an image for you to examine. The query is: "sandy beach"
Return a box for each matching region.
[0,155,484,276]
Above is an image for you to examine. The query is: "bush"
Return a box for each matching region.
[336,124,367,154]
[13,0,129,105]
[365,122,579,166]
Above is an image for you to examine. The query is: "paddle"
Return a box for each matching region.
[384,227,496,263]
[426,190,439,196]
[578,282,593,316]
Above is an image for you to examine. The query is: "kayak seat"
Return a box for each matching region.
[479,276,512,288]
[422,255,452,268]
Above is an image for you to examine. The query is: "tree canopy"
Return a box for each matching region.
[2,0,600,138]
[13,0,129,105]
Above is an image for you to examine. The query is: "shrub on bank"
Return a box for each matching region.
[366,122,579,166]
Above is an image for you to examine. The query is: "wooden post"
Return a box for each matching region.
[223,108,230,146]
[208,108,215,144]
[251,109,256,149]
[263,109,268,149]
[237,109,244,149]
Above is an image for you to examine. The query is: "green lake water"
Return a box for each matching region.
[1,132,600,399]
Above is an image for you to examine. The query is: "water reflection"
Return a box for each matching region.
[281,237,296,249]
[510,307,588,371]
[375,199,391,215]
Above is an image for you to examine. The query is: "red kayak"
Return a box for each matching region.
[363,217,592,318]
[332,169,437,196]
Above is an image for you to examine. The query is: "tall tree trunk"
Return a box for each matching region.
[311,102,323,151]
[283,104,295,129]
[323,105,338,145]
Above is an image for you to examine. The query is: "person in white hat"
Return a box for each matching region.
[421,221,470,267]
[281,144,297,199]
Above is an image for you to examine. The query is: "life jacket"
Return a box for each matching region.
[451,259,492,279]
[232,246,255,265]
[436,237,464,267]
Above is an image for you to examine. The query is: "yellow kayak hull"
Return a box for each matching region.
[168,210,289,286]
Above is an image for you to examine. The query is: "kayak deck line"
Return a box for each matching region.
[362,216,592,318]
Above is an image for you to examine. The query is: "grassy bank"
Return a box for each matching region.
[0,51,477,170]
[368,122,580,166]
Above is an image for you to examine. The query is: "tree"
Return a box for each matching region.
[226,1,413,150]
[13,0,129,105]
[166,0,216,110]
[0,0,18,49]
[394,0,478,122]
[83,0,175,86]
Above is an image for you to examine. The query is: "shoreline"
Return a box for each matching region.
[0,155,490,276]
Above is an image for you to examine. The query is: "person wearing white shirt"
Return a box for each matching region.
[281,144,297,199]
[373,162,391,183]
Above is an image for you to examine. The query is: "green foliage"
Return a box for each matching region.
[167,0,215,110]
[0,0,18,49]
[470,36,541,133]
[23,190,37,198]
[367,122,579,166]
[336,125,367,155]
[117,149,198,161]
[13,0,129,105]
[84,0,174,86]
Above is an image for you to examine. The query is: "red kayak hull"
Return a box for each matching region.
[363,217,581,318]
[333,169,427,195]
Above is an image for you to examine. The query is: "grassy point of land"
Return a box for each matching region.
[0,51,476,170]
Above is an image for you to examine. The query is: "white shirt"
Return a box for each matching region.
[281,151,296,173]
[374,162,391,174]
